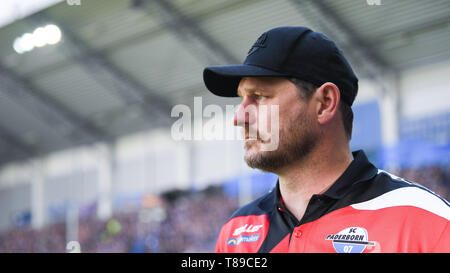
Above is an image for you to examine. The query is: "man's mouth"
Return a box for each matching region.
[244,131,259,141]
[244,132,269,144]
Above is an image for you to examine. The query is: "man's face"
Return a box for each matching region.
[234,77,320,172]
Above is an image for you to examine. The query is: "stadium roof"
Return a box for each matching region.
[0,0,449,166]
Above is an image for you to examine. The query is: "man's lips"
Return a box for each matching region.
[244,131,259,140]
[244,132,268,143]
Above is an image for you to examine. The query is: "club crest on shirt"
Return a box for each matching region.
[326,227,376,253]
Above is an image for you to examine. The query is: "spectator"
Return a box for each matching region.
[0,167,447,253]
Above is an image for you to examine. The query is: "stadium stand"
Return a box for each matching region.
[0,166,447,253]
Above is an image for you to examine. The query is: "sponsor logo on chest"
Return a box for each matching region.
[232,224,264,236]
[227,224,264,246]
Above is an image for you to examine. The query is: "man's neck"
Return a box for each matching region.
[277,144,354,222]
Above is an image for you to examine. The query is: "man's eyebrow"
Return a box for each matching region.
[237,88,264,97]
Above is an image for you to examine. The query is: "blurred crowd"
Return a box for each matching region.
[0,164,448,253]
[0,186,239,253]
[394,164,450,200]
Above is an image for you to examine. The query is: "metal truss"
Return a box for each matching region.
[149,0,240,65]
[28,12,174,128]
[0,63,110,146]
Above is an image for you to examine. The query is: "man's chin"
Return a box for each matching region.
[244,147,277,172]
[244,153,276,172]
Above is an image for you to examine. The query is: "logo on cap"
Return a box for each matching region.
[247,32,267,56]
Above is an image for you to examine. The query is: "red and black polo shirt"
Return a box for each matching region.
[216,150,450,253]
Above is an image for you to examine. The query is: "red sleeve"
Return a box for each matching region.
[215,225,228,253]
[432,221,450,253]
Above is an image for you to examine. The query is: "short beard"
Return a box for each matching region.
[244,110,319,173]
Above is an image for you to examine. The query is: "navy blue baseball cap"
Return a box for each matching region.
[203,26,358,106]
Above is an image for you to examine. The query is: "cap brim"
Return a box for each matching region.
[203,64,288,97]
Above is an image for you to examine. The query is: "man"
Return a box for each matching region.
[203,26,449,253]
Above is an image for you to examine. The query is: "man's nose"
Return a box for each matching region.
[233,98,257,127]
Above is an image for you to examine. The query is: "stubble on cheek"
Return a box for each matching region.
[243,107,318,172]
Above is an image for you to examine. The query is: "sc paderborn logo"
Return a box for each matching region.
[326,227,376,253]
[247,32,267,56]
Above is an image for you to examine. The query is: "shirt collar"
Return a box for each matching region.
[258,150,378,212]
[320,150,378,199]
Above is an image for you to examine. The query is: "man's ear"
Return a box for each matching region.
[314,82,340,125]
